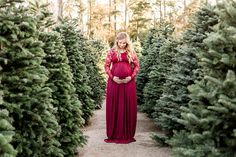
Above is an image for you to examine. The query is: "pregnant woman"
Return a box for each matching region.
[104,32,140,144]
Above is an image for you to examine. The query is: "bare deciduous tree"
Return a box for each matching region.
[58,0,63,20]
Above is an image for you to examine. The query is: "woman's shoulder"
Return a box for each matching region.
[107,48,117,55]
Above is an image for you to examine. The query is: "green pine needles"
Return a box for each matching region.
[0,1,105,156]
[169,1,236,156]
[39,31,87,156]
[0,73,17,156]
[0,4,62,157]
[55,22,95,124]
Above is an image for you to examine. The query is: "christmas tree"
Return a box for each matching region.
[136,23,174,107]
[55,21,95,124]
[0,67,17,156]
[28,1,55,31]
[77,31,106,109]
[132,38,143,59]
[152,45,197,146]
[153,4,219,146]
[183,4,219,49]
[169,1,236,156]
[137,29,160,105]
[39,31,87,156]
[0,1,61,156]
[143,38,178,118]
[137,23,174,115]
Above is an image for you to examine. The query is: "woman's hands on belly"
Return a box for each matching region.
[113,76,132,84]
[122,76,131,83]
[113,76,123,84]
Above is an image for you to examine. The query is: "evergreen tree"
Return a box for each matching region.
[55,21,95,124]
[142,37,178,117]
[132,39,143,58]
[141,28,159,56]
[89,39,107,62]
[39,31,87,156]
[169,1,236,156]
[88,38,107,108]
[76,32,105,109]
[153,4,219,146]
[0,67,17,156]
[137,23,174,114]
[136,28,160,105]
[152,45,197,146]
[28,1,55,31]
[0,2,61,156]
[30,2,87,155]
[0,109,17,157]
[136,24,174,107]
[183,4,219,49]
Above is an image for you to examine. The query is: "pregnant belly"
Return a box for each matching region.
[112,62,132,79]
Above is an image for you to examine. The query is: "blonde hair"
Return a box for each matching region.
[113,32,134,63]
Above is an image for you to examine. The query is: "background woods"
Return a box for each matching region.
[27,0,215,44]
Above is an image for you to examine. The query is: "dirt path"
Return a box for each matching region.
[77,101,171,157]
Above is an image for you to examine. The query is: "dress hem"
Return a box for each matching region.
[104,138,136,144]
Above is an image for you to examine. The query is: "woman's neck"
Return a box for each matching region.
[117,48,126,53]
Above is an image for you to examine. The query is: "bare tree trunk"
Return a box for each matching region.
[109,0,112,35]
[58,0,63,21]
[159,0,162,23]
[88,0,92,37]
[163,0,166,18]
[124,0,127,31]
[77,0,84,32]
[114,0,117,36]
[184,0,186,10]
[168,7,171,22]
[153,10,156,27]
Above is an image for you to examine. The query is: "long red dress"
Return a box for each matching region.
[104,48,140,144]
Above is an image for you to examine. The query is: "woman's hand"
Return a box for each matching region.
[122,76,132,84]
[113,76,123,84]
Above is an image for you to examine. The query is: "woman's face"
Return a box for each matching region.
[117,38,127,49]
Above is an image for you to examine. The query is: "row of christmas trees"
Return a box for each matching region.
[0,0,106,156]
[137,0,236,156]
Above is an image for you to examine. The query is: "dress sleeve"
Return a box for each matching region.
[105,50,113,79]
[131,53,140,79]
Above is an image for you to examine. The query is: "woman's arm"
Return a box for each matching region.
[131,53,140,79]
[104,50,113,79]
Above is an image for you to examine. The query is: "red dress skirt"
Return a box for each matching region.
[104,49,140,144]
